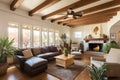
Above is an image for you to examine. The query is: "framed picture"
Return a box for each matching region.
[92,24,101,38]
[110,33,116,39]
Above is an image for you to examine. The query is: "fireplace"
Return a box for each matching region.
[89,43,103,52]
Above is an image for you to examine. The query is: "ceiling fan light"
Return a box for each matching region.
[67,14,73,18]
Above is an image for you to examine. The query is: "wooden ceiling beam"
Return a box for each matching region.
[63,13,117,24]
[70,19,110,27]
[77,0,120,15]
[42,0,99,19]
[66,13,114,26]
[10,0,24,11]
[52,0,120,22]
[62,13,116,24]
[69,17,111,25]
[61,7,120,24]
[68,14,112,24]
[71,20,109,27]
[29,0,60,16]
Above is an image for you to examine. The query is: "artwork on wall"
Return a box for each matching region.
[92,25,101,38]
[110,33,116,40]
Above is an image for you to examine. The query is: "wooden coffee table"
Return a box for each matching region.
[55,54,74,68]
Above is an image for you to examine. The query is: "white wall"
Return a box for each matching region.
[0,2,71,38]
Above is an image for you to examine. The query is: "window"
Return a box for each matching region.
[49,29,54,46]
[8,22,63,48]
[22,25,31,48]
[33,26,40,47]
[8,23,19,47]
[42,28,48,47]
[55,31,60,46]
[74,32,81,38]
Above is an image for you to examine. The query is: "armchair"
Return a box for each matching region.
[71,42,82,59]
[91,48,120,77]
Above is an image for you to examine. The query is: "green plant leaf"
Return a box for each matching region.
[0,37,16,63]
[102,41,120,53]
[88,64,107,80]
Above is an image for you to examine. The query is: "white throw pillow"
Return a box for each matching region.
[22,49,33,58]
[106,48,120,64]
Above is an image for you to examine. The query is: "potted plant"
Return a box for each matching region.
[102,41,120,53]
[0,37,16,76]
[63,47,68,57]
[60,33,67,42]
[88,64,107,80]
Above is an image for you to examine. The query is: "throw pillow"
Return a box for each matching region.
[32,48,41,56]
[106,48,120,64]
[22,49,33,58]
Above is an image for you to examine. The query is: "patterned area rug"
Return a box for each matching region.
[46,60,87,80]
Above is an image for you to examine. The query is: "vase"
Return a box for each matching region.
[0,63,8,76]
[64,52,68,57]
[102,77,108,80]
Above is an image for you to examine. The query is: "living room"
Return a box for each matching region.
[0,0,120,80]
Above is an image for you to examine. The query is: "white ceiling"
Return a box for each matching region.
[21,0,46,10]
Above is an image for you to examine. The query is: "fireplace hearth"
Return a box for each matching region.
[89,43,103,52]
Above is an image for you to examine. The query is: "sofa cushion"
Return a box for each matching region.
[22,49,33,58]
[50,46,58,52]
[106,48,120,64]
[37,52,58,59]
[40,47,49,53]
[37,53,53,58]
[25,57,47,68]
[32,48,41,56]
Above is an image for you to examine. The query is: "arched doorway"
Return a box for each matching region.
[110,21,120,45]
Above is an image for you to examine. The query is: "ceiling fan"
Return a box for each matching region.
[64,8,83,19]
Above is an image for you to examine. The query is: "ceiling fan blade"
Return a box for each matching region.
[73,16,77,19]
[76,12,83,17]
[76,14,82,17]
[64,16,68,19]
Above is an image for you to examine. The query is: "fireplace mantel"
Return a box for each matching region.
[84,38,109,43]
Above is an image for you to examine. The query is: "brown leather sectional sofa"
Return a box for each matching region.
[15,46,61,76]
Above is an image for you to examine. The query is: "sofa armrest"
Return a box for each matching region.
[91,57,106,62]
[105,62,120,69]
[15,55,30,70]
[16,55,29,62]
[104,62,120,77]
[79,49,81,52]
[58,49,62,54]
